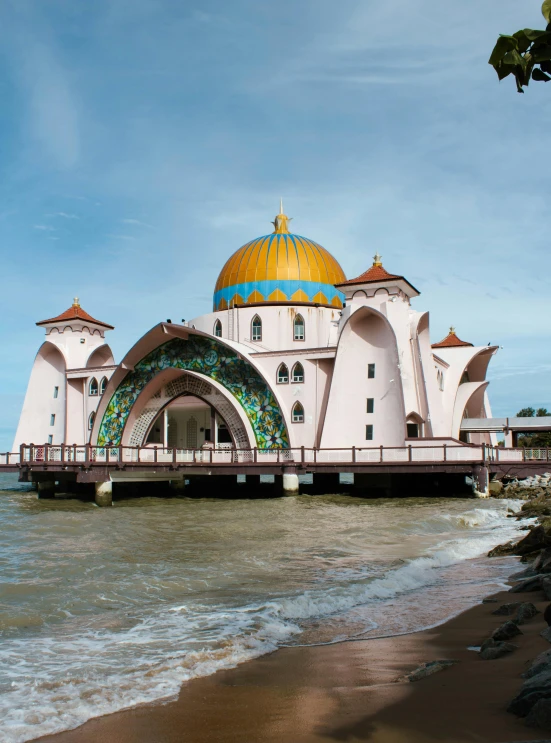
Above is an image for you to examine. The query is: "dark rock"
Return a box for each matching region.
[526,698,551,730]
[542,628,551,644]
[479,641,518,660]
[544,604,551,626]
[489,480,504,496]
[397,659,457,683]
[507,669,551,716]
[543,578,551,601]
[489,541,517,557]
[492,621,523,642]
[535,550,551,571]
[513,603,540,625]
[517,527,551,556]
[523,650,551,679]
[482,598,498,604]
[493,603,522,616]
[511,575,544,593]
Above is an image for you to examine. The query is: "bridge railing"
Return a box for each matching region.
[4,444,551,468]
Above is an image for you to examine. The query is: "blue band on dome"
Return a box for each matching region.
[213,280,345,308]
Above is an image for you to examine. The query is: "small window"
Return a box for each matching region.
[99,377,108,395]
[365,424,373,441]
[251,315,262,342]
[367,364,375,379]
[292,362,304,383]
[53,386,59,399]
[439,371,445,391]
[292,402,304,423]
[214,319,222,338]
[277,363,289,384]
[407,423,419,438]
[293,315,305,341]
[89,377,98,396]
[89,412,95,431]
[366,398,374,414]
[50,414,55,426]
[47,435,53,445]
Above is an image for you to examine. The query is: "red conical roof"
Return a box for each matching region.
[335,252,419,294]
[37,299,114,330]
[432,327,473,348]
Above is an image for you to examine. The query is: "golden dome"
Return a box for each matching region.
[213,204,346,311]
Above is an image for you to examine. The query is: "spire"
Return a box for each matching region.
[73,296,80,308]
[449,326,456,335]
[373,252,383,267]
[272,200,292,234]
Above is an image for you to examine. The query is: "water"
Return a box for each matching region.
[0,473,526,742]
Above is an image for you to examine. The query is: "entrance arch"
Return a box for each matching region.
[126,372,252,448]
[96,335,289,448]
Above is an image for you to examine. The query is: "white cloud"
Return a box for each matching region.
[47,212,80,219]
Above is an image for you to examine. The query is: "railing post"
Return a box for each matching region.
[352,446,356,463]
[313,448,317,464]
[443,444,447,462]
[85,444,91,467]
[20,444,24,464]
[254,447,257,463]
[61,443,66,463]
[301,446,305,464]
[154,446,158,463]
[523,447,526,462]
[45,443,49,462]
[277,448,280,463]
[106,446,110,464]
[380,445,383,463]
[408,445,412,462]
[173,446,176,464]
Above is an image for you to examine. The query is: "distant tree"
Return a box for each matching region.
[517,407,536,417]
[489,1,551,92]
[537,407,550,416]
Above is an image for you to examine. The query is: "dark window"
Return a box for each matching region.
[89,377,98,396]
[89,412,96,430]
[47,435,53,445]
[365,424,373,441]
[252,315,262,342]
[277,364,289,384]
[50,414,55,426]
[368,364,375,379]
[294,315,305,341]
[407,423,419,438]
[292,363,304,383]
[214,320,222,338]
[292,402,304,423]
[366,398,374,414]
[53,386,59,399]
[100,377,107,395]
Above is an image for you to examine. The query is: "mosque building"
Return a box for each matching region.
[13,205,498,456]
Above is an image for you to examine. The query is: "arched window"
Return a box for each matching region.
[88,411,95,430]
[99,377,108,395]
[293,314,305,341]
[292,402,304,423]
[89,377,98,396]
[291,362,304,383]
[277,363,289,384]
[251,315,262,342]
[214,319,222,338]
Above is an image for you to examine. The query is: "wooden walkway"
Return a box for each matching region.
[1,443,550,482]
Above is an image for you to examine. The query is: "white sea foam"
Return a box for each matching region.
[0,492,524,742]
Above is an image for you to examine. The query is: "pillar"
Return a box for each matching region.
[471,464,489,498]
[169,479,186,496]
[282,467,299,496]
[504,431,513,448]
[314,472,340,494]
[37,480,56,499]
[95,480,113,507]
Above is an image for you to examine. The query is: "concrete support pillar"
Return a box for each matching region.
[169,479,186,496]
[504,431,514,448]
[282,468,299,496]
[471,464,489,498]
[37,481,56,499]
[95,480,113,507]
[314,472,340,494]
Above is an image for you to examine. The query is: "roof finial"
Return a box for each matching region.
[373,252,382,267]
[272,200,292,234]
[449,326,456,335]
[73,296,80,308]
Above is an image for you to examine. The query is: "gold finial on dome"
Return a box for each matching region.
[272,199,292,234]
[373,252,383,267]
[73,297,80,308]
[449,326,456,335]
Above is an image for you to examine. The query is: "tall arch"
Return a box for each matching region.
[96,336,289,449]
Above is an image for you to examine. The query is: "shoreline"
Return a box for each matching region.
[33,563,551,743]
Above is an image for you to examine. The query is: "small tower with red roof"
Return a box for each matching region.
[13,299,116,451]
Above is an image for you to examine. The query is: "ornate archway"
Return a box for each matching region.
[97,336,289,448]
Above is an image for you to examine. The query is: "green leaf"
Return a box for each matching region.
[533,66,551,81]
[489,35,518,66]
[522,28,550,41]
[532,44,551,61]
[543,0,551,23]
[514,30,534,53]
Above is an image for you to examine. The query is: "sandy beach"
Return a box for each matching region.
[33,579,550,743]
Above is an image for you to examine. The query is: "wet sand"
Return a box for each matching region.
[35,581,551,743]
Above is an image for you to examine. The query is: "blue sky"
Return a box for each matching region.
[0,0,550,451]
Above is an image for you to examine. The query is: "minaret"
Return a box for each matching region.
[12,300,115,450]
